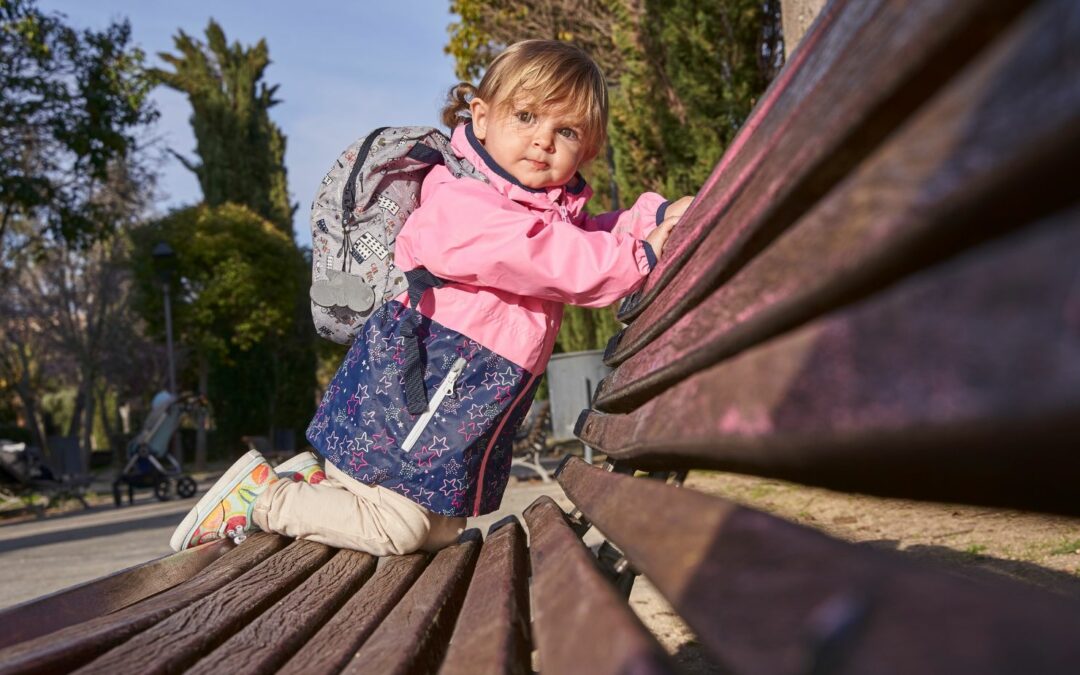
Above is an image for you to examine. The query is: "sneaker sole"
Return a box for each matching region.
[169,450,267,552]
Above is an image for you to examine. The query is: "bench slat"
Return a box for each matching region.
[0,533,287,675]
[439,517,531,675]
[0,537,233,650]
[75,538,334,675]
[340,530,482,675]
[580,207,1080,515]
[557,457,1080,674]
[187,549,377,675]
[596,0,1080,413]
[524,496,674,674]
[609,0,1030,358]
[277,552,429,675]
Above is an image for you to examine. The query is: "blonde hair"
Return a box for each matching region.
[441,40,609,158]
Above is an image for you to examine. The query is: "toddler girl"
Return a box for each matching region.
[170,40,693,555]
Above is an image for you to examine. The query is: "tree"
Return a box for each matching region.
[447,0,621,81]
[130,204,310,464]
[151,20,295,235]
[1,202,160,465]
[609,0,783,198]
[0,0,156,255]
[149,22,316,465]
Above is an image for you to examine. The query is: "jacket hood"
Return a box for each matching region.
[451,123,594,220]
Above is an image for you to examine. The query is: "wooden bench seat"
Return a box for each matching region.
[2,0,1078,671]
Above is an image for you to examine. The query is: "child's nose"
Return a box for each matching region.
[533,129,555,152]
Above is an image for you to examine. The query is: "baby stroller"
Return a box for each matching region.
[113,391,202,506]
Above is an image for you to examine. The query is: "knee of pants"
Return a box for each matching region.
[382,515,431,556]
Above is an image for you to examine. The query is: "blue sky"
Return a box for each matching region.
[40,1,462,248]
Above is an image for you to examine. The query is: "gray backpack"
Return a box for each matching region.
[309,126,486,344]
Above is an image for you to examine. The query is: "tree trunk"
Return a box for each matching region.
[98,384,124,467]
[67,384,85,439]
[15,374,46,454]
[196,353,208,471]
[82,381,95,469]
[781,0,828,59]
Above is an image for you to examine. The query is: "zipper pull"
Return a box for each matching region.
[445,358,467,391]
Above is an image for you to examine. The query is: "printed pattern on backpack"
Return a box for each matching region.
[306,301,540,516]
[309,127,487,345]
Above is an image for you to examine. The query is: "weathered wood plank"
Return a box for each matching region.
[611,0,1030,355]
[340,530,482,675]
[0,533,287,675]
[74,538,334,675]
[557,458,1080,674]
[597,0,1080,413]
[581,207,1080,515]
[438,517,531,675]
[525,496,674,675]
[277,552,430,675]
[0,538,233,649]
[187,549,377,675]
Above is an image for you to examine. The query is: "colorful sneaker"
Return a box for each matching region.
[275,451,326,484]
[169,450,279,551]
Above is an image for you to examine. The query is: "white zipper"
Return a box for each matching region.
[400,357,467,452]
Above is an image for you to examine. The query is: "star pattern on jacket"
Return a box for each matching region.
[306,299,539,517]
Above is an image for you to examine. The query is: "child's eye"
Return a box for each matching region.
[558,128,579,140]
[515,111,534,123]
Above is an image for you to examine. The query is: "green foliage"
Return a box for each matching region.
[446,0,620,81]
[148,23,317,452]
[131,204,301,357]
[151,20,295,235]
[609,0,783,198]
[557,304,622,353]
[130,204,314,449]
[0,0,157,249]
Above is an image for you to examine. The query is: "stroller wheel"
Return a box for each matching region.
[154,479,172,501]
[176,476,198,499]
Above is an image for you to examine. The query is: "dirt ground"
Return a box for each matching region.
[625,470,1080,672]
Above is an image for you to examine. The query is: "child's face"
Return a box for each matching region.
[470,96,591,190]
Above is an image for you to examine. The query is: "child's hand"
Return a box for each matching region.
[664,195,695,221]
[645,214,678,260]
[644,195,694,261]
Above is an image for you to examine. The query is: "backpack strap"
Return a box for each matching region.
[401,268,445,415]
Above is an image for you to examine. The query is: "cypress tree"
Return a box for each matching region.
[149,22,315,460]
[152,20,295,235]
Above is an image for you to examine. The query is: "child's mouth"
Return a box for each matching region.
[527,159,548,170]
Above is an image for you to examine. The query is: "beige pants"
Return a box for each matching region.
[252,462,465,556]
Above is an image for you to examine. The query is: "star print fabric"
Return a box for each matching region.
[306,301,539,516]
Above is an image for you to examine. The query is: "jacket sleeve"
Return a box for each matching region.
[579,192,670,239]
[403,179,655,308]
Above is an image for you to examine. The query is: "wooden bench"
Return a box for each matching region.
[2,0,1079,671]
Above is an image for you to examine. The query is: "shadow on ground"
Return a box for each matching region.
[0,510,185,554]
[864,539,1080,599]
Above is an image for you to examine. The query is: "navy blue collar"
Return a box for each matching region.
[464,123,587,196]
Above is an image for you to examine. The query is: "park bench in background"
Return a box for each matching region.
[511,401,553,482]
[1,0,1079,671]
[0,436,91,514]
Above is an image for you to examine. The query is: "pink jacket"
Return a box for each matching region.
[393,123,669,374]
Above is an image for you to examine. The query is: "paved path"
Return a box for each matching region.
[0,473,571,610]
[0,494,198,608]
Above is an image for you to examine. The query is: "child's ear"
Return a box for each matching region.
[470,97,489,141]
